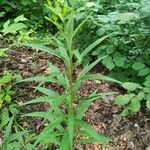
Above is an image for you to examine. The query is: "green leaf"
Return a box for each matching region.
[81,35,109,58]
[14,15,27,23]
[137,92,145,100]
[22,43,62,59]
[73,15,89,37]
[68,109,75,148]
[3,20,10,29]
[3,117,14,149]
[23,96,51,105]
[23,111,55,122]
[73,49,82,65]
[144,79,150,88]
[76,92,115,120]
[0,48,7,57]
[4,95,11,102]
[122,82,141,91]
[106,45,114,54]
[34,87,58,97]
[132,62,145,70]
[130,98,141,112]
[81,73,122,84]
[0,73,12,84]
[113,56,125,67]
[78,56,107,80]
[59,132,70,150]
[102,56,115,70]
[74,57,107,92]
[143,87,150,93]
[146,98,150,110]
[45,16,63,33]
[96,28,106,36]
[78,120,111,145]
[114,94,135,105]
[120,108,129,117]
[138,68,150,76]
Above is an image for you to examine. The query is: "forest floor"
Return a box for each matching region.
[1,47,150,150]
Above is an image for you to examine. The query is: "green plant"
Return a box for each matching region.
[114,80,150,116]
[0,72,22,132]
[75,0,150,81]
[0,15,29,57]
[20,2,120,149]
[0,0,47,28]
[1,125,35,150]
[0,72,14,108]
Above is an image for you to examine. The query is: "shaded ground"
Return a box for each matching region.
[0,48,150,150]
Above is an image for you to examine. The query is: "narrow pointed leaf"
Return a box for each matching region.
[78,120,111,145]
[22,43,62,59]
[81,35,109,58]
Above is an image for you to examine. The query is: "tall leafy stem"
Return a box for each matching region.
[20,2,120,149]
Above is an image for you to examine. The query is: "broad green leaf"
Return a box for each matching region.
[130,98,141,112]
[14,15,27,23]
[137,92,145,100]
[0,73,12,84]
[122,82,141,91]
[144,79,150,88]
[143,87,150,93]
[113,56,125,67]
[114,94,135,105]
[132,62,145,70]
[78,120,111,145]
[3,20,10,29]
[138,68,150,76]
[81,35,109,58]
[106,45,114,54]
[4,95,11,102]
[102,56,115,70]
[96,28,106,36]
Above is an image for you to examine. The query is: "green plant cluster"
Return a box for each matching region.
[73,0,150,114]
[0,0,46,28]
